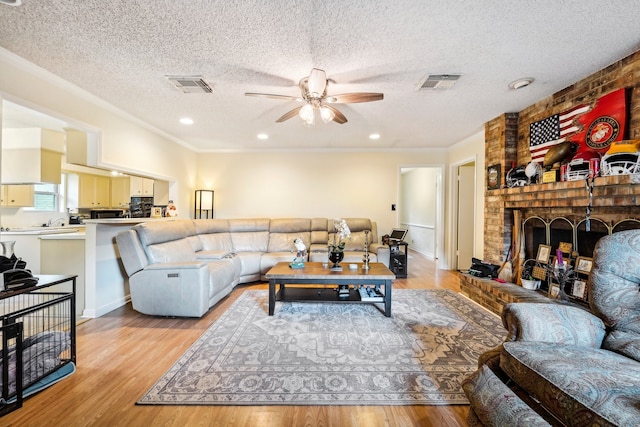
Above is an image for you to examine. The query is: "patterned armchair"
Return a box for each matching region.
[463,229,640,426]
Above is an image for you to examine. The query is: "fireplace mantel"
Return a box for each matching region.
[492,175,640,209]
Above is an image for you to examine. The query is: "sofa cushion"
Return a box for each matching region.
[342,231,369,251]
[269,218,310,233]
[343,218,372,232]
[501,341,640,427]
[146,239,197,264]
[199,232,234,253]
[268,232,310,253]
[207,259,239,298]
[193,219,230,234]
[229,219,270,252]
[462,365,551,426]
[136,220,196,246]
[589,230,640,362]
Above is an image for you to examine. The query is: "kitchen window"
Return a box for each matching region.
[26,175,65,212]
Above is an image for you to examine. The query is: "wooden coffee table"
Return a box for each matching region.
[265,262,395,317]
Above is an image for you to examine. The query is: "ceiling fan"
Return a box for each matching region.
[245,68,383,125]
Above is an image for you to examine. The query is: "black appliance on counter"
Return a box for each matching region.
[130,196,154,218]
[90,209,124,219]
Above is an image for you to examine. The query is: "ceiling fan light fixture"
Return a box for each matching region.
[299,104,315,125]
[320,106,335,123]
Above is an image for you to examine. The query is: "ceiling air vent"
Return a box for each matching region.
[166,76,213,93]
[417,74,461,91]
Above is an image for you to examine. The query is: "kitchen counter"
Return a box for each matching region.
[83,218,172,318]
[82,217,173,224]
[1,226,84,235]
[39,232,86,240]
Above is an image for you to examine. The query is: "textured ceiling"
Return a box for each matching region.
[1,1,639,152]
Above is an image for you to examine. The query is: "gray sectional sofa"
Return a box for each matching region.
[115,217,387,317]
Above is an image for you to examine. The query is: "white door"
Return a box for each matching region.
[456,164,475,270]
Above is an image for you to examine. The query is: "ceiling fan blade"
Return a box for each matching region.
[307,68,327,97]
[324,105,348,124]
[245,92,301,102]
[276,106,304,123]
[326,92,384,104]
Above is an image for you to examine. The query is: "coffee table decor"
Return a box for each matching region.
[289,238,306,269]
[137,289,504,406]
[328,218,351,271]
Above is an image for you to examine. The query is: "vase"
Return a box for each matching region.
[328,250,344,270]
[1,241,15,258]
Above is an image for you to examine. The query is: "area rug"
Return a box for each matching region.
[137,289,504,406]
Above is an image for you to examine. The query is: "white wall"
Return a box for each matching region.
[196,150,448,242]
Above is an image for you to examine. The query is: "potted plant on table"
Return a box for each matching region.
[328,218,351,271]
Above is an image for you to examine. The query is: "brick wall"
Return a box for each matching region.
[483,50,640,263]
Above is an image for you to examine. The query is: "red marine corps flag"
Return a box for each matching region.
[572,88,627,154]
[529,88,627,162]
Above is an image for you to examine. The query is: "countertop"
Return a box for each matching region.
[39,232,86,240]
[0,226,85,236]
[82,218,176,224]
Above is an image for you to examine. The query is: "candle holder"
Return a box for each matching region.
[362,230,370,270]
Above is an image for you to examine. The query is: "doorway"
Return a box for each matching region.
[398,166,443,263]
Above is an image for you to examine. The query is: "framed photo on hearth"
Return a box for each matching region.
[575,256,593,275]
[572,279,587,299]
[558,241,572,254]
[548,283,560,298]
[536,244,552,264]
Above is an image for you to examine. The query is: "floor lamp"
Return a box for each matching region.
[194,189,214,219]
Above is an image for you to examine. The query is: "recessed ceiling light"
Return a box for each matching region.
[179,117,194,125]
[257,133,269,140]
[509,78,534,90]
[369,133,381,140]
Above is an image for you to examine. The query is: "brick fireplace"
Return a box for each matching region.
[461,50,640,314]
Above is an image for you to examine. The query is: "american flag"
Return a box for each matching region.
[529,104,590,163]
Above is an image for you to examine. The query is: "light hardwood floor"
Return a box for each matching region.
[3,251,472,427]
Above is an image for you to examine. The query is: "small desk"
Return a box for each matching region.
[265,262,395,317]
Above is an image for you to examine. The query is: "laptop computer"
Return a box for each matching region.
[389,228,408,242]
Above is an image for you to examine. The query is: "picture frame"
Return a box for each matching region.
[558,241,572,254]
[536,244,552,264]
[549,283,560,298]
[572,279,587,299]
[575,256,593,275]
[150,206,163,218]
[487,164,501,190]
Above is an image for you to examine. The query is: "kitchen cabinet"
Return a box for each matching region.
[1,128,63,184]
[78,174,110,208]
[110,176,131,208]
[40,236,86,319]
[130,176,154,197]
[0,185,34,207]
